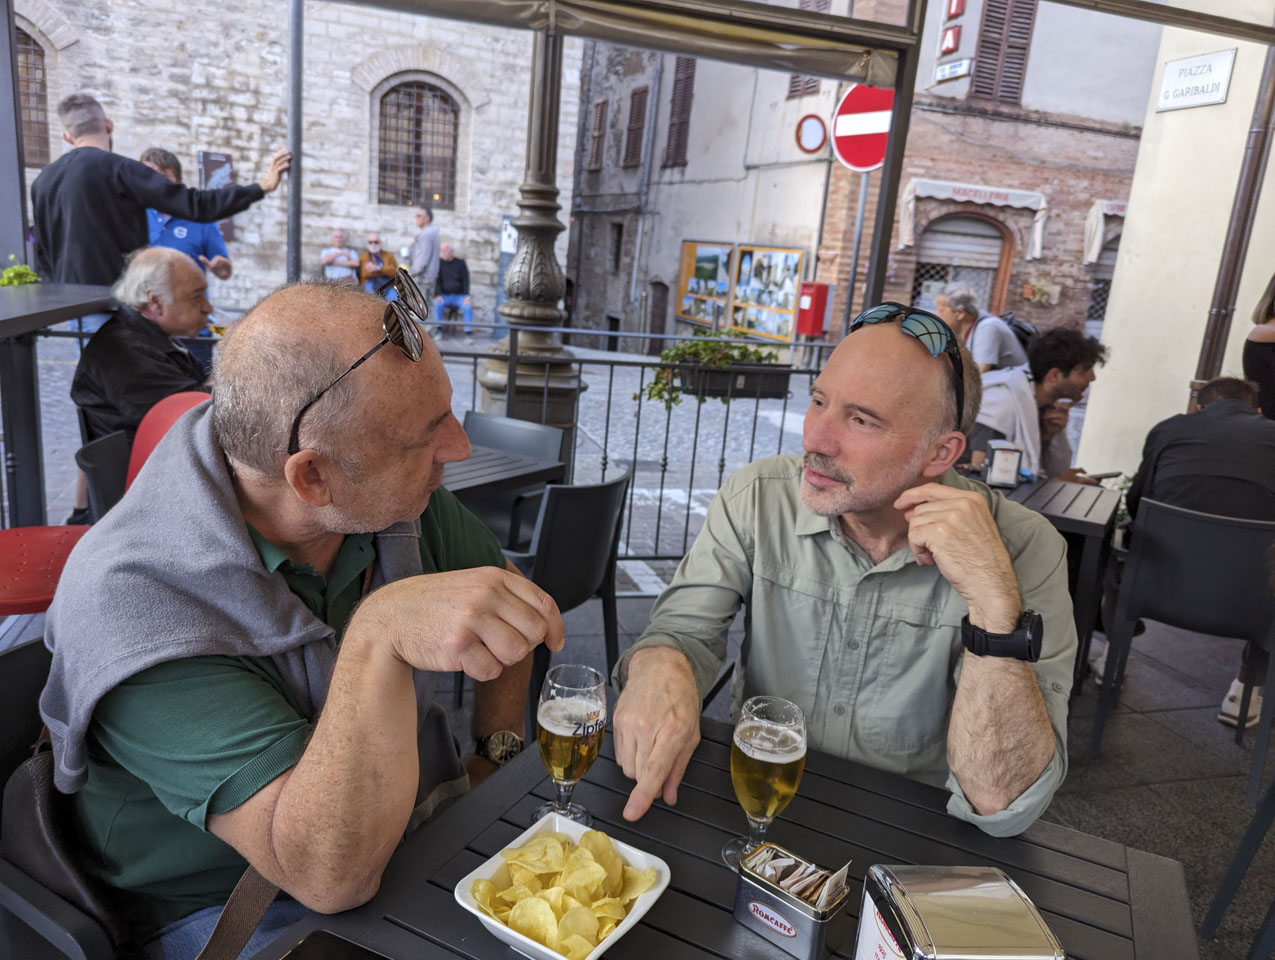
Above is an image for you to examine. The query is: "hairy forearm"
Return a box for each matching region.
[270,626,419,909]
[947,651,1055,815]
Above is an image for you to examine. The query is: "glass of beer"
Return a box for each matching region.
[722,695,807,869]
[533,663,607,826]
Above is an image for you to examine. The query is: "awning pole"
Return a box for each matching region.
[286,0,303,282]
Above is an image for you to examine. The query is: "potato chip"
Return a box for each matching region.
[619,865,657,902]
[589,897,626,920]
[509,896,559,947]
[537,885,566,918]
[557,934,595,960]
[597,917,619,940]
[557,904,599,946]
[471,878,500,919]
[508,862,543,892]
[503,835,566,873]
[498,883,539,905]
[579,830,624,897]
[560,850,608,903]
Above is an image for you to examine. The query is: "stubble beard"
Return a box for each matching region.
[799,450,928,518]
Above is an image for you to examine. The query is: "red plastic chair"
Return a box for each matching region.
[0,391,208,617]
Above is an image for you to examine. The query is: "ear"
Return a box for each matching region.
[919,430,966,479]
[283,451,336,508]
[105,118,114,136]
[61,131,74,146]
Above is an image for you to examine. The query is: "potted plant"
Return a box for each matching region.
[0,255,39,286]
[640,330,791,410]
[1021,277,1056,304]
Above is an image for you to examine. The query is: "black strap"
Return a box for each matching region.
[193,866,280,960]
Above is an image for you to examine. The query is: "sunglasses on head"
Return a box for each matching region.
[286,267,430,455]
[849,302,965,432]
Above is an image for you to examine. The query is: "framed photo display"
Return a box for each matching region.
[675,241,735,328]
[730,245,804,342]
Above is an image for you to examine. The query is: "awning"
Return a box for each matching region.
[1083,199,1127,264]
[899,177,1048,260]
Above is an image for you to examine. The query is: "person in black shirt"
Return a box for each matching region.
[31,93,290,288]
[1122,377,1275,727]
[71,247,210,447]
[1244,273,1275,422]
[434,243,473,341]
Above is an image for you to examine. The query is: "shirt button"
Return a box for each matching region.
[849,640,860,651]
[834,704,846,716]
[1051,681,1064,693]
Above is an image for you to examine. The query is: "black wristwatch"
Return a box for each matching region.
[961,610,1043,662]
[474,730,524,765]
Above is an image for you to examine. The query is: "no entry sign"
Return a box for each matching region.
[832,84,895,172]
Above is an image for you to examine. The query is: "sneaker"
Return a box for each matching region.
[464,336,474,345]
[1218,680,1263,728]
[65,506,92,525]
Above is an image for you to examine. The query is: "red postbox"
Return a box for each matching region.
[796,281,832,337]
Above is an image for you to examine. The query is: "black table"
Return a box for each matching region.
[443,444,565,500]
[1009,478,1121,688]
[260,718,1197,960]
[0,284,114,527]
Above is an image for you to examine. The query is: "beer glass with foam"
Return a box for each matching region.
[533,663,608,826]
[722,695,807,868]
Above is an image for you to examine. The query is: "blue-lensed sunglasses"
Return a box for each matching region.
[849,302,965,431]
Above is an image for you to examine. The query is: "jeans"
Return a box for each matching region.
[141,898,309,960]
[435,293,472,333]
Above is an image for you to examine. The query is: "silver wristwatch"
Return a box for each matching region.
[474,730,524,765]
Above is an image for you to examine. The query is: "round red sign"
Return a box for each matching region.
[831,84,895,172]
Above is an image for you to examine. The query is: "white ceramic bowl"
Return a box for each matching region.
[453,813,672,960]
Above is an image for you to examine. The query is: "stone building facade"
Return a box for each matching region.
[15,0,581,319]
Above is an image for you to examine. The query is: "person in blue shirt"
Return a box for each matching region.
[140,148,229,370]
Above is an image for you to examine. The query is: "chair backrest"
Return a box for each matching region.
[125,391,208,489]
[0,638,52,813]
[73,431,129,523]
[1122,499,1275,643]
[525,470,632,613]
[462,411,564,464]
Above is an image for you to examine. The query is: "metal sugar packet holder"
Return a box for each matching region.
[853,864,1067,960]
[733,842,853,960]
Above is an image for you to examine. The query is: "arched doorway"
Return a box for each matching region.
[1085,235,1120,340]
[910,215,1011,313]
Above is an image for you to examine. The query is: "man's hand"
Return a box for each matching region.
[612,646,701,821]
[258,148,293,193]
[1054,467,1098,485]
[356,566,564,679]
[1039,402,1070,441]
[200,254,232,280]
[894,484,1021,631]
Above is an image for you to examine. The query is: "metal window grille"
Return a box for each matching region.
[1086,278,1111,325]
[786,0,829,99]
[377,81,459,209]
[16,29,49,168]
[971,0,1038,104]
[623,86,648,167]
[663,57,695,168]
[588,99,608,170]
[911,262,951,305]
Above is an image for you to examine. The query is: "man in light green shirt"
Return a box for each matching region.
[612,311,1076,838]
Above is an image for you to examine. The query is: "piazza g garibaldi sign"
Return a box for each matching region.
[1156,48,1236,113]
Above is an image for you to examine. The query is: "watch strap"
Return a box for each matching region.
[961,612,1041,661]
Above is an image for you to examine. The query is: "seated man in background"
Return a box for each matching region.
[972,327,1107,481]
[40,282,563,958]
[435,242,474,341]
[359,232,398,296]
[933,282,1027,372]
[70,246,210,448]
[320,227,360,285]
[1122,376,1275,726]
[612,304,1077,838]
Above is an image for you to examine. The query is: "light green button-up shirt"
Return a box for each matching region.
[615,455,1076,837]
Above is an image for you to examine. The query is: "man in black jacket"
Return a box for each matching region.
[434,243,473,341]
[1122,376,1275,726]
[71,247,210,446]
[31,93,290,288]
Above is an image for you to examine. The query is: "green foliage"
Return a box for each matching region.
[637,330,780,410]
[1110,472,1134,530]
[0,255,39,286]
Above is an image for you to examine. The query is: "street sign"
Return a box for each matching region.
[831,84,894,172]
[795,114,827,154]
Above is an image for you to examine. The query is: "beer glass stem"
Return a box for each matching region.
[553,779,575,813]
[746,816,769,852]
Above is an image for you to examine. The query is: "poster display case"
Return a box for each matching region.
[675,241,735,328]
[729,245,804,342]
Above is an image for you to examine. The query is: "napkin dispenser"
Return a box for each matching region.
[852,864,1066,960]
[733,843,852,960]
[985,440,1024,488]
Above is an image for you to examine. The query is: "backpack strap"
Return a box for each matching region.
[193,867,281,960]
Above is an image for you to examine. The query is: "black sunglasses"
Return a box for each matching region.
[286,268,430,455]
[849,302,965,431]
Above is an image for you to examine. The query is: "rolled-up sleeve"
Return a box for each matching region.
[945,509,1077,836]
[612,482,753,698]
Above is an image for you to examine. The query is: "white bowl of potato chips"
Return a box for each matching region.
[453,813,670,960]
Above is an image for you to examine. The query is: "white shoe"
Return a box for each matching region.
[1218,680,1263,728]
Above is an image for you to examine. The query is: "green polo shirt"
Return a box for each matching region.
[72,487,504,939]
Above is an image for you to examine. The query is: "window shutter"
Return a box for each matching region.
[663,57,696,168]
[971,0,1037,104]
[588,99,608,171]
[623,86,649,167]
[786,0,829,99]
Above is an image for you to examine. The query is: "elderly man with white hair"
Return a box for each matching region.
[70,246,210,448]
[932,282,1027,373]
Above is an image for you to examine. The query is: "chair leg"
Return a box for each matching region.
[1238,682,1256,747]
[1201,776,1275,940]
[1246,896,1275,960]
[1090,616,1136,759]
[1249,686,1274,807]
[453,672,464,710]
[526,643,551,740]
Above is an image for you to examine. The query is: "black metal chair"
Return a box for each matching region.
[0,638,115,960]
[505,470,633,735]
[1201,774,1275,959]
[1091,500,1275,763]
[73,431,129,524]
[461,412,565,550]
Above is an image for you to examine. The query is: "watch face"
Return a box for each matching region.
[488,730,523,763]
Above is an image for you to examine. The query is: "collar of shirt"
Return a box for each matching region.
[245,524,376,632]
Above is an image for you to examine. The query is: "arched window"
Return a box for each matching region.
[911,215,1011,312]
[377,81,459,209]
[16,28,49,167]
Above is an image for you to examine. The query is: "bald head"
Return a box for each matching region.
[212,283,440,477]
